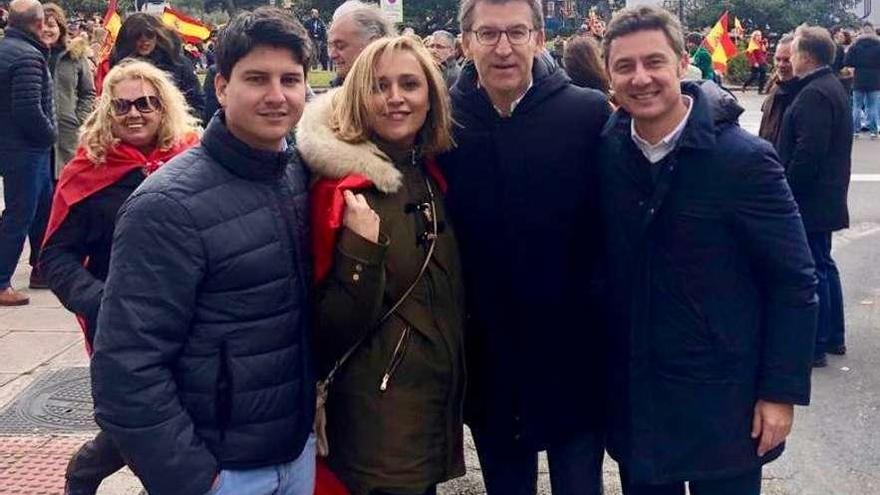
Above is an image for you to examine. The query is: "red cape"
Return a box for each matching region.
[310,155,446,284]
[43,134,199,248]
[42,135,198,356]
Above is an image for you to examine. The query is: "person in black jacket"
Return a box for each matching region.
[41,60,200,495]
[107,13,205,120]
[89,8,316,495]
[439,0,610,493]
[599,7,818,494]
[843,23,880,138]
[304,8,327,70]
[779,26,853,367]
[0,0,56,306]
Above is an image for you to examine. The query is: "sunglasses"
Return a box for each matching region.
[111,96,162,116]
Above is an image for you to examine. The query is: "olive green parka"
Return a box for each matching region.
[297,90,466,495]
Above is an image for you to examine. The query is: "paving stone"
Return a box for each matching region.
[0,375,19,389]
[0,376,37,411]
[0,436,86,494]
[0,308,79,332]
[47,341,90,369]
[0,332,80,374]
[23,289,64,309]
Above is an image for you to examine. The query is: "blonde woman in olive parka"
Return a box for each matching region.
[297,37,466,495]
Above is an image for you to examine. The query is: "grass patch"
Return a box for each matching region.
[309,70,335,88]
[198,70,334,89]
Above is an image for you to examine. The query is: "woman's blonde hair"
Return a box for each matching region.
[79,59,201,164]
[330,36,455,155]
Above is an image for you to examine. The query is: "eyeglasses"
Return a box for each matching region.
[426,43,453,50]
[468,26,534,46]
[111,96,162,116]
[138,31,157,41]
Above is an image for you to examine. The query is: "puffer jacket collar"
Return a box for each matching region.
[5,26,49,58]
[295,88,403,193]
[202,111,292,182]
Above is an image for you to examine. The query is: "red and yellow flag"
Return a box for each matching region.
[733,16,744,39]
[702,11,738,74]
[98,0,122,61]
[162,6,212,44]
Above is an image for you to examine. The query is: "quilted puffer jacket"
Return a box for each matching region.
[90,113,315,495]
[0,26,56,150]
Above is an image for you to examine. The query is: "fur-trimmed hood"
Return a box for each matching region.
[295,88,403,193]
[63,36,90,60]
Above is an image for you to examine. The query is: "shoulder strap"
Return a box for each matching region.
[321,175,438,388]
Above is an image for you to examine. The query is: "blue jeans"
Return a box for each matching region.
[207,434,316,495]
[807,232,845,358]
[852,89,880,134]
[0,149,53,288]
[472,427,604,495]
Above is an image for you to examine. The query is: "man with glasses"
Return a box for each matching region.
[0,0,56,305]
[428,30,461,88]
[439,0,610,493]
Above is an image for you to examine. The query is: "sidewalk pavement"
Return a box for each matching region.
[0,242,142,494]
[0,89,802,495]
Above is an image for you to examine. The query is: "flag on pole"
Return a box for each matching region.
[162,6,212,44]
[99,0,122,62]
[702,11,738,74]
[733,16,744,39]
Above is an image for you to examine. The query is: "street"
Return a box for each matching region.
[0,90,877,494]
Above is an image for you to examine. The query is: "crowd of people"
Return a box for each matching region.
[0,0,864,494]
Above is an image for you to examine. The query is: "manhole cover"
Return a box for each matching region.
[0,368,97,434]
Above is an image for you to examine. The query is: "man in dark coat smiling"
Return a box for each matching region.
[439,0,610,492]
[599,6,818,494]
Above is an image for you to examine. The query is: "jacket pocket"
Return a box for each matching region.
[379,325,412,393]
[215,342,232,440]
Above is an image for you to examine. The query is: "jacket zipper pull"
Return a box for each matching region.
[380,374,390,392]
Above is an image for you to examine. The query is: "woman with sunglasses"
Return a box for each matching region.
[95,13,204,119]
[39,59,199,495]
[297,36,466,495]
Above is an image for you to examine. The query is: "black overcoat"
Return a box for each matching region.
[777,67,852,233]
[440,55,611,449]
[598,82,818,484]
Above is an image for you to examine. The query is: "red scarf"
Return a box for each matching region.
[43,134,199,247]
[310,155,447,284]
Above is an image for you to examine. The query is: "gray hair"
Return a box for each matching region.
[458,0,543,33]
[777,33,795,46]
[332,1,394,42]
[8,0,43,29]
[793,25,835,66]
[431,30,455,45]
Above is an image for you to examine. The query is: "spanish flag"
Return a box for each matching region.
[702,11,738,74]
[99,0,122,61]
[733,16,745,39]
[162,6,212,44]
